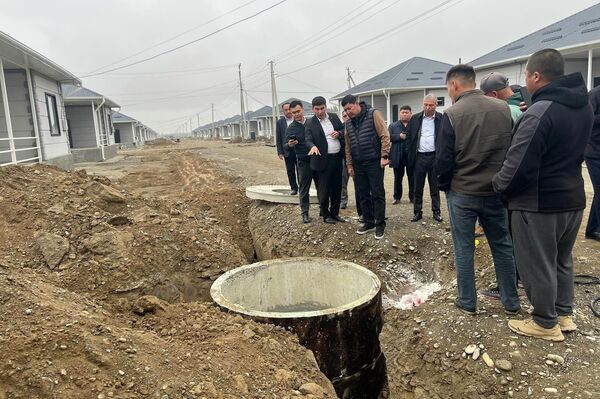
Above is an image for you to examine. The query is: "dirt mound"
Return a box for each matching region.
[146,137,177,146]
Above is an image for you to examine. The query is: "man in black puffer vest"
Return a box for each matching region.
[493,49,593,342]
[342,94,391,240]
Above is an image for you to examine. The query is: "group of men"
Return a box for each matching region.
[276,47,599,341]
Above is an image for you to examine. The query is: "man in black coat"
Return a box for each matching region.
[275,102,298,194]
[585,85,600,241]
[407,95,443,222]
[285,99,318,223]
[305,96,345,223]
[388,105,414,204]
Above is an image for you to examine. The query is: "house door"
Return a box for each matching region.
[115,129,121,143]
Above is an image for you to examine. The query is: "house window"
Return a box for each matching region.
[437,97,445,107]
[45,93,61,136]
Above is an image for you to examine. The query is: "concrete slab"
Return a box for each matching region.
[246,185,317,204]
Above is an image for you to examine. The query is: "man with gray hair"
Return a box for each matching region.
[407,94,443,222]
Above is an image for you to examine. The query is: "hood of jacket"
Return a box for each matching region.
[532,72,589,109]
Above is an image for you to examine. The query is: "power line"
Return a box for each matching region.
[81,64,238,78]
[81,0,288,78]
[86,0,261,74]
[280,0,462,76]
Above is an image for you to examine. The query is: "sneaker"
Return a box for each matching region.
[558,315,577,332]
[480,288,501,301]
[392,199,400,205]
[290,189,298,195]
[507,318,565,342]
[374,225,385,240]
[356,223,375,235]
[454,298,476,315]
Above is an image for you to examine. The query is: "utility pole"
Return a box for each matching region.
[346,67,356,89]
[245,89,251,137]
[238,63,247,140]
[211,103,215,139]
[269,60,280,144]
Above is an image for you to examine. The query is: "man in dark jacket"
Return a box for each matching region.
[407,95,443,222]
[493,49,593,341]
[342,94,391,240]
[285,99,318,223]
[275,102,298,195]
[585,85,600,241]
[388,105,414,204]
[436,64,520,316]
[306,96,345,223]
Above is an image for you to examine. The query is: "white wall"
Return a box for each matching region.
[32,71,70,161]
[65,104,97,148]
[114,122,134,143]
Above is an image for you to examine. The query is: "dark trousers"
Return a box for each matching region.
[355,159,385,226]
[316,153,343,219]
[342,159,363,216]
[585,157,600,235]
[297,157,318,215]
[414,152,440,215]
[511,210,583,329]
[284,152,298,191]
[392,156,414,201]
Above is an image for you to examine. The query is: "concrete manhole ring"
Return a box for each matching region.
[245,185,318,204]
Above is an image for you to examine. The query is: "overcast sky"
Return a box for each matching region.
[1,0,598,133]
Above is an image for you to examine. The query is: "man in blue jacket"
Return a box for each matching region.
[388,105,414,204]
[493,49,593,341]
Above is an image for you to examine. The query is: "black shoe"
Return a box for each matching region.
[358,215,364,223]
[302,214,311,224]
[324,216,337,224]
[332,215,346,223]
[290,189,298,195]
[409,195,414,203]
[374,225,385,240]
[585,232,600,241]
[433,213,443,222]
[392,199,401,205]
[454,298,476,315]
[340,203,347,209]
[411,212,423,222]
[356,223,376,235]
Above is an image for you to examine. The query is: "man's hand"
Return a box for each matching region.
[278,154,284,160]
[331,131,340,139]
[287,139,298,148]
[308,146,321,156]
[519,101,528,112]
[400,132,407,140]
[347,165,355,178]
[380,157,390,168]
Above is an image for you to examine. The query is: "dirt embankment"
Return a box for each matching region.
[0,150,337,398]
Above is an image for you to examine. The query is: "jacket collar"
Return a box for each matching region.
[455,89,484,103]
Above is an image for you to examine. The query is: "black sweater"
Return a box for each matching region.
[586,85,600,159]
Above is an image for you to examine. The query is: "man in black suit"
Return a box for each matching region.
[285,99,317,223]
[388,105,414,204]
[275,102,298,195]
[306,96,345,223]
[407,94,443,222]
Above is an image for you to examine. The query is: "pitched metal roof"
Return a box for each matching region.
[111,111,137,123]
[62,84,119,108]
[470,3,600,67]
[250,105,273,118]
[332,57,453,100]
[0,30,80,84]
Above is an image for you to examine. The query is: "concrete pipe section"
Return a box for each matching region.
[211,257,388,398]
[245,185,318,204]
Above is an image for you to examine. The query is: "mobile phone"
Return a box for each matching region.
[288,135,298,141]
[520,87,532,107]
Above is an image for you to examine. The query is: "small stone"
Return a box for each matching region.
[546,354,564,364]
[546,360,555,366]
[299,383,324,398]
[25,309,33,315]
[60,369,67,376]
[465,344,477,355]
[118,370,125,376]
[500,377,509,386]
[509,341,518,348]
[508,391,514,398]
[472,347,481,360]
[482,353,494,368]
[496,359,512,372]
[544,388,558,395]
[433,343,440,349]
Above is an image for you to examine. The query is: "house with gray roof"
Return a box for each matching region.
[471,3,600,90]
[332,57,453,123]
[63,84,120,162]
[0,30,80,169]
[112,111,145,147]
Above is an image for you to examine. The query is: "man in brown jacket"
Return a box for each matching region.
[342,94,391,239]
[436,64,520,316]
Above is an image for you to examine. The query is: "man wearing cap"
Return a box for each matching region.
[480,72,524,122]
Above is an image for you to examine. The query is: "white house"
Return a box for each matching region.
[332,57,453,123]
[0,30,80,168]
[63,84,119,162]
[112,111,142,147]
[471,3,600,91]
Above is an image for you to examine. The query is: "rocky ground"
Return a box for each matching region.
[0,139,597,398]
